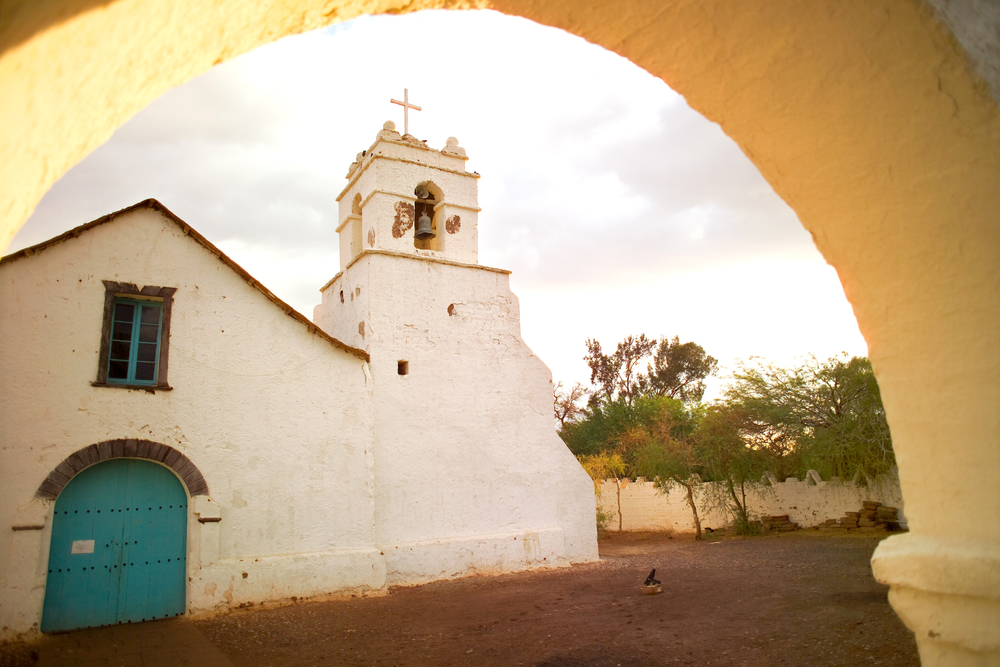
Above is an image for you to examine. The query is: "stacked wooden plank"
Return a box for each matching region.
[761,515,800,532]
[817,501,901,531]
[875,503,901,530]
[858,501,880,527]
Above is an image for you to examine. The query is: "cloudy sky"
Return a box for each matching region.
[10,10,867,398]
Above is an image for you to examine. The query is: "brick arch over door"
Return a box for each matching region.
[37,439,209,499]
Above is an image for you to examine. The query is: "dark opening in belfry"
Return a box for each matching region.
[413,182,443,251]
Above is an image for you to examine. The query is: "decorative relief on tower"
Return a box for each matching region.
[368,228,375,248]
[446,215,461,234]
[392,202,414,239]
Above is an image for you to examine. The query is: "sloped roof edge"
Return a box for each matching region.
[1,199,369,363]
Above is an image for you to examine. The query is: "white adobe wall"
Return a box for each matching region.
[598,476,906,533]
[316,251,599,584]
[0,207,380,640]
[317,260,371,351]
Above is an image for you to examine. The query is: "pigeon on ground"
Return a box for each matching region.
[644,569,660,586]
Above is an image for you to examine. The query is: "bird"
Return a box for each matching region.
[644,569,660,586]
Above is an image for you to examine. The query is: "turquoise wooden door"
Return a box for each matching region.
[42,459,187,632]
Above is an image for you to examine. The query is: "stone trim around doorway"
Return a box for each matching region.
[36,439,209,499]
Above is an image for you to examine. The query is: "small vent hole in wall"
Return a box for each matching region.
[398,361,409,376]
[339,290,344,303]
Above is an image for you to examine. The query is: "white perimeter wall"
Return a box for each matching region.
[0,208,379,640]
[597,475,907,533]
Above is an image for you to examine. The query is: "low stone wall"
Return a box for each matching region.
[597,473,906,533]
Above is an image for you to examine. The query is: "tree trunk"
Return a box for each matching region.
[739,479,748,519]
[616,477,623,532]
[727,478,749,525]
[679,479,702,540]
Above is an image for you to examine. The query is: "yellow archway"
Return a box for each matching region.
[2,1,998,663]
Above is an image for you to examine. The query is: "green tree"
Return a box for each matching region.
[622,399,708,539]
[724,354,893,483]
[561,394,687,461]
[630,402,771,537]
[641,336,719,403]
[577,451,627,532]
[568,397,696,531]
[584,334,717,406]
[584,335,656,406]
[693,405,771,532]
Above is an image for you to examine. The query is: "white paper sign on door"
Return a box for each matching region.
[70,540,95,554]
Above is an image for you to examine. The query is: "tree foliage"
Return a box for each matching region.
[584,335,657,406]
[560,394,691,462]
[724,354,893,484]
[584,335,718,406]
[642,336,720,403]
[691,405,771,531]
[626,401,706,538]
[577,451,627,531]
[569,398,697,533]
[562,335,894,534]
[626,401,773,536]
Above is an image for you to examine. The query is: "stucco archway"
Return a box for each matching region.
[2,1,998,664]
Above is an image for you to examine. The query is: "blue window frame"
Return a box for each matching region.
[107,299,162,385]
[95,281,175,390]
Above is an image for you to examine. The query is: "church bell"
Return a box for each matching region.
[415,212,435,240]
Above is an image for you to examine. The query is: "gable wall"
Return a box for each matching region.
[0,208,381,638]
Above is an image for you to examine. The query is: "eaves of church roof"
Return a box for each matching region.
[1,198,369,362]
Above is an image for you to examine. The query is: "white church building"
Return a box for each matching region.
[0,121,598,638]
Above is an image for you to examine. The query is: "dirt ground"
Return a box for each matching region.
[195,531,920,667]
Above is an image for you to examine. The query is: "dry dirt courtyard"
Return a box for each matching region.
[193,531,919,666]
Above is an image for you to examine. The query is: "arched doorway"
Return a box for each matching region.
[41,459,187,633]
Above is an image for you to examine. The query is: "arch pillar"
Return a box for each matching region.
[486,3,1000,660]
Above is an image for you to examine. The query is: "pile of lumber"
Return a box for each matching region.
[761,515,800,532]
[817,501,901,531]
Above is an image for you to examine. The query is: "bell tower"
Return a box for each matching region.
[332,120,480,272]
[312,120,598,582]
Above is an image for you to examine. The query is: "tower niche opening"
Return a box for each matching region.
[413,181,444,252]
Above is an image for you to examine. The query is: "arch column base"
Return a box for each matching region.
[872,533,1000,666]
[912,634,1000,667]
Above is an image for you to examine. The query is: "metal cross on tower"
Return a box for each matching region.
[390,88,422,136]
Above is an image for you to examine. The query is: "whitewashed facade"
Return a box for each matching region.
[0,125,597,639]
